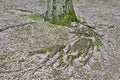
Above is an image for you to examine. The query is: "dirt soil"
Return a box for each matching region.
[0,0,120,80]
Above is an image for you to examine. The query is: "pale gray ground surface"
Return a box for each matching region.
[0,0,120,80]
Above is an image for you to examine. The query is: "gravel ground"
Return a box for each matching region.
[0,0,120,80]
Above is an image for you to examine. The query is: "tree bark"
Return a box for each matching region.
[45,0,78,26]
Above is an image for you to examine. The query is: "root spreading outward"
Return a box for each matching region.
[0,23,102,76]
[27,24,102,73]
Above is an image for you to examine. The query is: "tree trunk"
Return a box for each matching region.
[45,0,78,26]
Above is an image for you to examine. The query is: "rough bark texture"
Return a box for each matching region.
[45,0,78,26]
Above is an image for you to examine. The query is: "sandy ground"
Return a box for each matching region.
[0,0,120,80]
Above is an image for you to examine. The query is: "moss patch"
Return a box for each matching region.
[95,40,102,51]
[56,12,78,26]
[45,11,78,26]
[26,14,42,20]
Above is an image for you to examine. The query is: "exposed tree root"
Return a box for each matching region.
[0,22,37,32]
[0,23,102,78]
[15,8,33,13]
[29,24,102,72]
